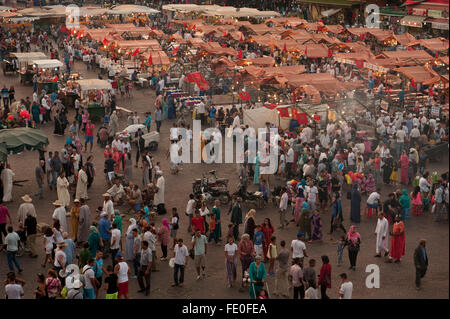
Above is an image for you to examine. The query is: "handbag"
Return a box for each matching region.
[189,248,195,260]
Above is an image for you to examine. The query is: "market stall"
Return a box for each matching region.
[74,79,113,121]
[31,59,64,93]
[10,52,47,83]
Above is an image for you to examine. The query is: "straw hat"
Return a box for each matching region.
[21,194,32,203]
[72,279,82,289]
[57,241,67,248]
[73,199,80,203]
[52,200,63,206]
[102,193,111,197]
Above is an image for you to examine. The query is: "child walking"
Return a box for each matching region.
[390,162,399,186]
[267,236,277,276]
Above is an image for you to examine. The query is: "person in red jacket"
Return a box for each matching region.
[318,255,331,299]
[190,210,204,235]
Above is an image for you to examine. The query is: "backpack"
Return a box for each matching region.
[173,213,179,230]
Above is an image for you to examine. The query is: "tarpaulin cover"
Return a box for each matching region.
[186,72,210,90]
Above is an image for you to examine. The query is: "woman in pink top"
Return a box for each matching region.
[81,111,89,131]
[410,186,422,215]
[157,218,170,260]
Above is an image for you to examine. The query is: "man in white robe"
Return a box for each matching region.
[102,193,114,220]
[374,212,389,257]
[75,165,88,200]
[1,164,15,202]
[154,171,165,214]
[17,195,37,224]
[52,200,68,233]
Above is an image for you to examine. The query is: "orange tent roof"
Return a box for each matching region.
[169,33,187,44]
[323,25,345,34]
[142,51,170,66]
[393,33,416,46]
[408,38,449,52]
[115,40,161,51]
[394,65,440,83]
[265,17,307,27]
[241,24,273,34]
[264,65,307,77]
[301,44,329,58]
[248,57,275,67]
[382,50,434,64]
[211,56,236,68]
[199,42,237,56]
[188,37,205,48]
[148,29,165,39]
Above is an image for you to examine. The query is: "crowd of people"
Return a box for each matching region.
[0,1,448,300]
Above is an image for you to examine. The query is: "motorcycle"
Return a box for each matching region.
[233,177,265,208]
[192,170,228,194]
[192,175,231,205]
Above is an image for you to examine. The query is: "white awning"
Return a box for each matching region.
[31,59,64,69]
[321,8,341,17]
[11,52,47,63]
[400,15,426,28]
[76,79,112,91]
[110,5,160,15]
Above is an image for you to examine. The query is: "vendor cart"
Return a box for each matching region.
[19,69,35,84]
[31,59,64,94]
[2,59,15,75]
[75,79,113,122]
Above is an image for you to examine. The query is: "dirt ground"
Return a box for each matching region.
[0,56,448,299]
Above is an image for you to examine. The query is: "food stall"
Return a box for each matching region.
[10,52,48,83]
[31,59,64,93]
[75,79,113,121]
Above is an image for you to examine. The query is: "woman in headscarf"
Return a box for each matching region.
[310,209,323,242]
[299,204,311,241]
[293,188,305,226]
[399,189,411,221]
[388,215,406,263]
[212,200,222,242]
[350,183,361,223]
[249,255,267,299]
[243,209,256,241]
[346,225,361,270]
[261,218,274,261]
[400,150,409,185]
[88,225,101,258]
[125,218,138,261]
[362,173,376,195]
[410,186,422,216]
[157,218,170,260]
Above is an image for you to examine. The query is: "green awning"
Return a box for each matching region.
[380,8,407,16]
[0,127,49,157]
[295,0,356,7]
